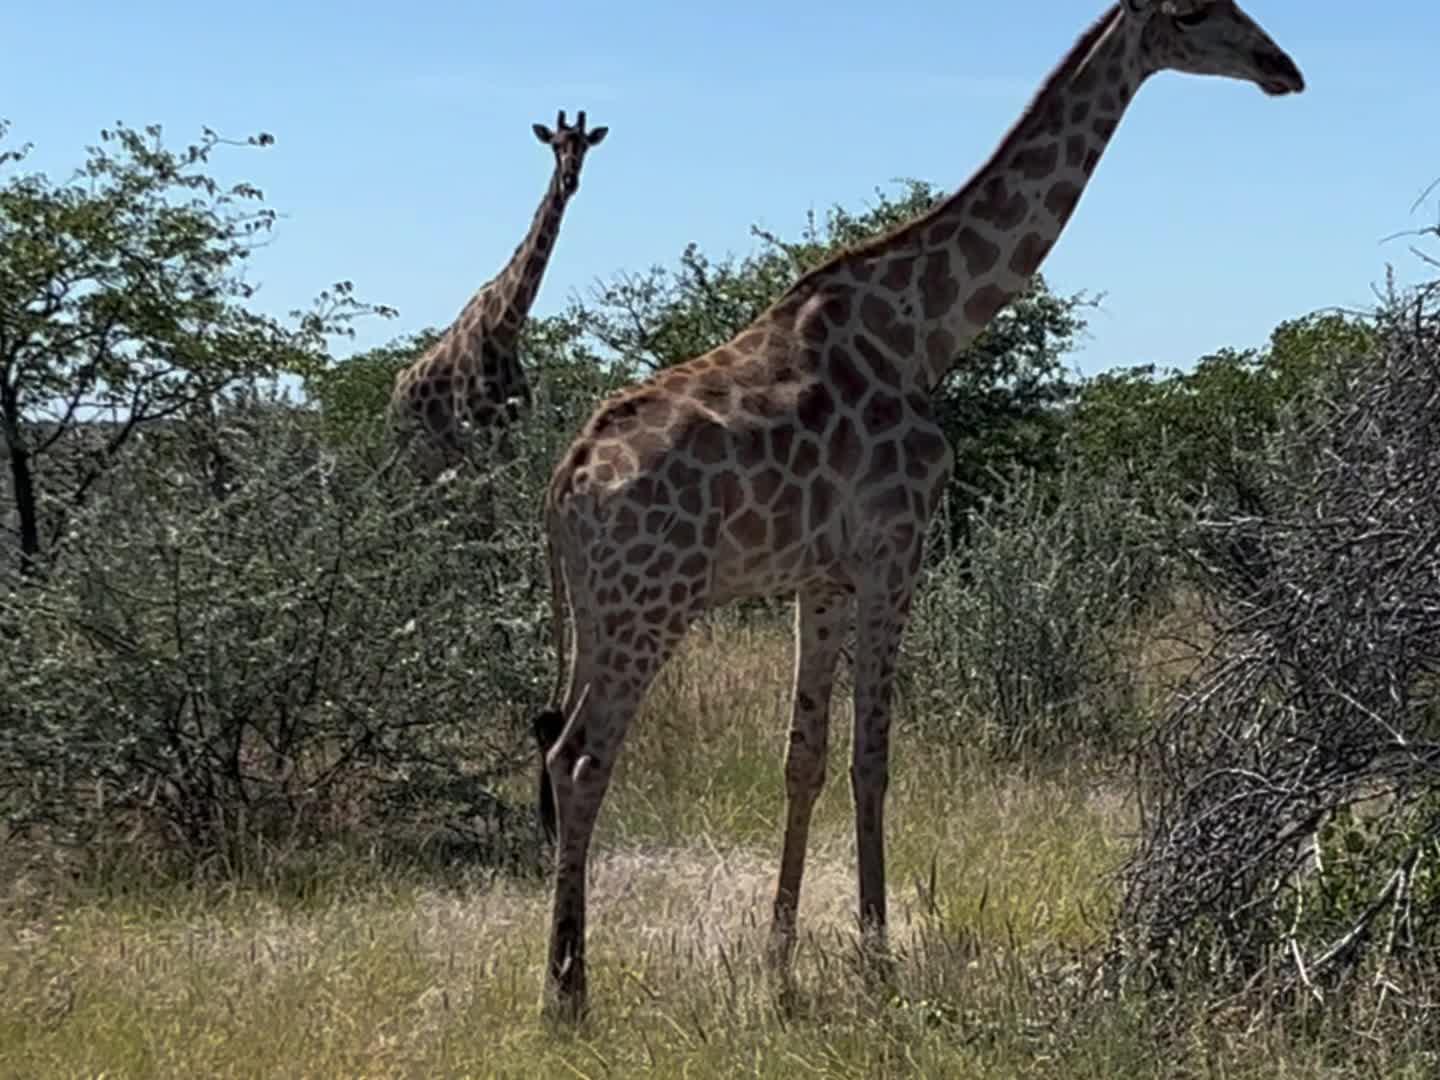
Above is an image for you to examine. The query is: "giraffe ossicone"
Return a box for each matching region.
[387,109,608,480]
[532,0,1303,1020]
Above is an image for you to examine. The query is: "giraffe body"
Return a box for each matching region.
[388,111,607,478]
[533,0,1304,1019]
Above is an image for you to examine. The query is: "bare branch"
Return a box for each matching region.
[1116,274,1440,998]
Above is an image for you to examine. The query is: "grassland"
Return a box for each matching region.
[2,618,1435,1078]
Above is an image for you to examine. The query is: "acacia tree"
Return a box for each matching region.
[1069,311,1377,513]
[0,119,393,575]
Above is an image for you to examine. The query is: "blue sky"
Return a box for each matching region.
[6,1,1438,378]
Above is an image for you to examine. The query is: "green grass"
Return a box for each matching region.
[3,618,1437,1077]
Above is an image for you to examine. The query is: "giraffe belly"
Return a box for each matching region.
[694,492,868,607]
[706,531,851,606]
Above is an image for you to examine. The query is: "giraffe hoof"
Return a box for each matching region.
[540,986,589,1027]
[858,945,897,994]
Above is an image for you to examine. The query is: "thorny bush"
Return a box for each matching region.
[0,393,558,876]
[1115,278,1440,1017]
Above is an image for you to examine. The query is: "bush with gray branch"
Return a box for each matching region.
[1115,276,1440,1013]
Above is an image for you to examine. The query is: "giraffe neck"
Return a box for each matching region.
[477,168,573,352]
[789,4,1144,390]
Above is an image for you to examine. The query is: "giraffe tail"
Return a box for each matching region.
[532,501,571,845]
[532,707,564,845]
[543,501,570,714]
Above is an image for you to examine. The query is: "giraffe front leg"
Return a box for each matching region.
[850,575,913,988]
[769,585,852,977]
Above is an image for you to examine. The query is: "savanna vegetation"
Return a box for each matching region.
[3,120,1438,1077]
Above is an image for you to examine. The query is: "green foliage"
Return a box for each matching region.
[0,120,393,573]
[1070,311,1376,511]
[902,461,1163,757]
[933,282,1090,534]
[522,313,638,432]
[0,395,547,871]
[303,328,441,448]
[1290,793,1440,960]
[577,239,794,371]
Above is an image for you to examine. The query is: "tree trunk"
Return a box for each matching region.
[8,437,42,577]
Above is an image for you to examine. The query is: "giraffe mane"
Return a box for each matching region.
[772,3,1126,305]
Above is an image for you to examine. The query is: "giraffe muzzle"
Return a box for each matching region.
[1253,49,1304,96]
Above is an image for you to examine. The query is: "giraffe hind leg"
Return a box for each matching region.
[848,572,916,988]
[769,584,852,978]
[541,624,689,1023]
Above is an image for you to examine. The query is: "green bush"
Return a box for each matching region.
[0,393,560,876]
[1069,311,1375,516]
[900,463,1165,758]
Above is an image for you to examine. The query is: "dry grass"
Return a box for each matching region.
[2,615,1435,1077]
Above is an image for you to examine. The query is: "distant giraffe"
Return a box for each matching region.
[388,110,607,480]
[531,0,1303,1019]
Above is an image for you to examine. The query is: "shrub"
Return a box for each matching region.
[1115,279,1440,1012]
[0,392,558,877]
[900,463,1166,758]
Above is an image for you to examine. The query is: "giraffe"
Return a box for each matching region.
[387,110,607,480]
[531,0,1303,1018]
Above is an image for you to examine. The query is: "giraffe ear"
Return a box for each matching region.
[533,124,554,144]
[586,126,609,146]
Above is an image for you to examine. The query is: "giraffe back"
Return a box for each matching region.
[546,286,953,611]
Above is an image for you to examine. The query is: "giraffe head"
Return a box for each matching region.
[1124,0,1304,96]
[532,109,609,196]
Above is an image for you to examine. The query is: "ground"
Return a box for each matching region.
[2,621,1435,1077]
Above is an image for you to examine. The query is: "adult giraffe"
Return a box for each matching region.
[388,110,607,480]
[533,0,1303,1019]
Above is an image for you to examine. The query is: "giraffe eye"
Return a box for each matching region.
[1174,9,1208,28]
